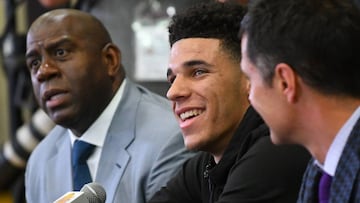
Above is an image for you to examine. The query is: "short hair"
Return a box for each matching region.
[168,2,246,62]
[240,0,360,98]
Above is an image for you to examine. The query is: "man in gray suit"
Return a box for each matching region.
[240,0,360,202]
[24,9,194,203]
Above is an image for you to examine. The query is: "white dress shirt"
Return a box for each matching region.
[318,106,360,176]
[69,79,127,179]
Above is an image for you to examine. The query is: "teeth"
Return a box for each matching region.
[180,109,203,120]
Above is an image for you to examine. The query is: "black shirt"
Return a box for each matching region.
[149,106,310,203]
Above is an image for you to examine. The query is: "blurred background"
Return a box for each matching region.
[0,1,27,201]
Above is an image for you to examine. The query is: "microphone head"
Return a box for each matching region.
[80,182,106,203]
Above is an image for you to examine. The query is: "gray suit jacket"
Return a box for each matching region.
[25,81,194,203]
[297,118,360,203]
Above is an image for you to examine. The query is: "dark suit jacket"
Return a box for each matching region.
[297,118,360,203]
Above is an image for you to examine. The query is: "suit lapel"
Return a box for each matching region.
[297,160,321,203]
[95,145,130,203]
[95,81,139,202]
[331,118,360,202]
[46,132,73,201]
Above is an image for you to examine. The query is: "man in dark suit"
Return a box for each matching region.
[240,0,360,202]
[24,9,195,203]
[149,2,310,202]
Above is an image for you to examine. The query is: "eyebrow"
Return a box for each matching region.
[26,38,74,59]
[184,60,210,67]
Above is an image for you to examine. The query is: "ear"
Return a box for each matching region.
[102,43,121,77]
[274,63,298,103]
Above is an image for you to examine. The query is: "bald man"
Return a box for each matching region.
[24,9,194,203]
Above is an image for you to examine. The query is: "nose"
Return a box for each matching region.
[35,60,59,82]
[166,76,190,101]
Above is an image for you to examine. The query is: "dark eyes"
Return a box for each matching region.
[55,48,67,57]
[28,58,41,71]
[26,48,69,72]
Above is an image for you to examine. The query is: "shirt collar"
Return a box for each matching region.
[319,106,360,176]
[69,79,127,147]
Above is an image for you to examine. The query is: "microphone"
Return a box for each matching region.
[54,182,106,203]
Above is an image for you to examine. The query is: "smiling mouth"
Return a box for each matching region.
[179,109,203,121]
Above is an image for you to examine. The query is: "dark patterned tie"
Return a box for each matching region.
[72,140,96,191]
[318,171,332,203]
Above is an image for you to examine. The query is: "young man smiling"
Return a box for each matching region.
[149,2,310,202]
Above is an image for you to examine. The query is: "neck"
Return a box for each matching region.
[299,94,360,164]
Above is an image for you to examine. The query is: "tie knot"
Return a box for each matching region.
[72,140,95,164]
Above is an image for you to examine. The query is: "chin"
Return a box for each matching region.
[184,138,202,151]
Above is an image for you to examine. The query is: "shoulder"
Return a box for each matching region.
[235,136,310,172]
[28,126,68,163]
[115,81,178,137]
[124,81,173,115]
[128,83,179,135]
[221,137,310,202]
[135,83,172,110]
[26,125,69,183]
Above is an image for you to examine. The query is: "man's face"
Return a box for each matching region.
[240,35,292,144]
[26,16,113,134]
[167,38,248,154]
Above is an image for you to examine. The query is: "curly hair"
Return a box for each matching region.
[168,2,246,62]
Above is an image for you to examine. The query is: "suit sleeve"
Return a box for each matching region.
[216,136,310,203]
[148,153,207,203]
[145,131,198,202]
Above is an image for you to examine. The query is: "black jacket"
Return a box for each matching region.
[149,107,310,203]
